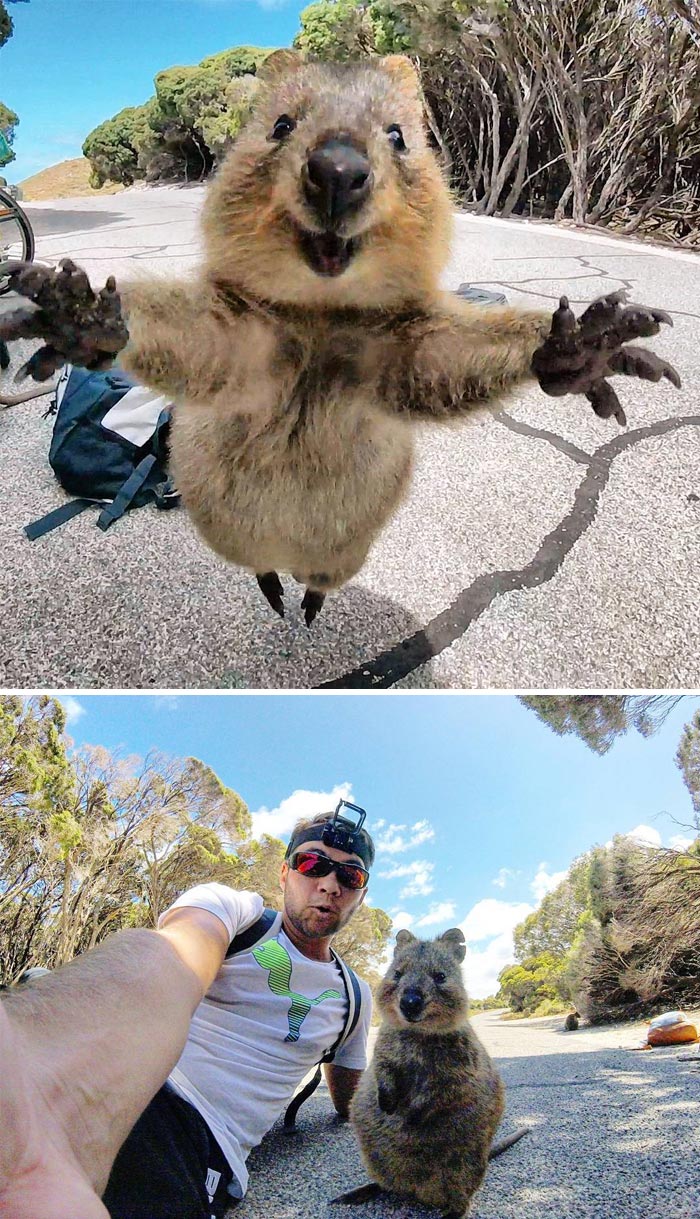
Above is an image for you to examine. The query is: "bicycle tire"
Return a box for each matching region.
[0,186,35,296]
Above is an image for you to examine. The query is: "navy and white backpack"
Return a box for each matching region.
[25,363,180,540]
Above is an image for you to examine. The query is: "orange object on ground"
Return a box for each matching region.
[647,1021,698,1046]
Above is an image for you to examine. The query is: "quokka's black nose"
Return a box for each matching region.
[304,141,371,223]
[399,989,424,1020]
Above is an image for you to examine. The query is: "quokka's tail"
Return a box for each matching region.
[488,1126,531,1160]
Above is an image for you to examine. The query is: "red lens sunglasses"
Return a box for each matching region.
[289,849,369,891]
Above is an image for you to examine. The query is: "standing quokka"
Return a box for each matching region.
[340,928,528,1217]
[1,53,680,624]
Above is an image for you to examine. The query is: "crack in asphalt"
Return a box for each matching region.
[318,413,700,689]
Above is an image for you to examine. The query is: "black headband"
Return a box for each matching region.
[285,821,373,869]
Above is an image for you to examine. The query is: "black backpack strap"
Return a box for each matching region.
[96,454,157,531]
[225,907,281,958]
[153,477,181,510]
[283,954,363,1134]
[24,498,96,540]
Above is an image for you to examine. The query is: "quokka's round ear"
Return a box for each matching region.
[380,55,422,98]
[395,929,417,949]
[258,49,305,84]
[439,928,466,962]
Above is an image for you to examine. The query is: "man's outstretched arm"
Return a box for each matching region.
[0,909,229,1218]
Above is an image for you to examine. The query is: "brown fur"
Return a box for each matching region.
[349,928,509,1217]
[116,52,553,597]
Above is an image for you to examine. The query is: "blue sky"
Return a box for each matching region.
[1,0,303,183]
[56,692,700,996]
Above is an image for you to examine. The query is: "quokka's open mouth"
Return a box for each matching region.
[298,229,358,277]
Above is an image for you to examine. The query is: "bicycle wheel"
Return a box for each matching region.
[0,187,35,296]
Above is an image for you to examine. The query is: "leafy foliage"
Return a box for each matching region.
[500,830,700,1022]
[519,695,683,755]
[0,1,29,165]
[83,45,272,187]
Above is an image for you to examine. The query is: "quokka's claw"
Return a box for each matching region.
[532,290,680,422]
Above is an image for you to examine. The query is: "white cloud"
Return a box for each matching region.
[606,824,662,850]
[378,859,435,898]
[61,696,86,726]
[415,901,458,928]
[375,819,435,854]
[459,898,534,1000]
[531,862,568,902]
[669,834,694,851]
[389,910,415,931]
[250,783,352,840]
[460,898,533,943]
[492,868,516,890]
[463,932,523,1000]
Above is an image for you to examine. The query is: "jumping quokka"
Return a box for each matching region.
[0,52,680,624]
[335,927,529,1217]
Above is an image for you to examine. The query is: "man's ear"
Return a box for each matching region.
[280,860,289,892]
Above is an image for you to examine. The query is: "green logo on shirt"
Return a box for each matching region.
[252,940,341,1042]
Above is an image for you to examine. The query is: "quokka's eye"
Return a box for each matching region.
[432,971,447,985]
[386,124,407,152]
[271,114,296,141]
[393,969,403,982]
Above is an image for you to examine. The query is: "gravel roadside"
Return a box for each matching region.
[233,1009,700,1219]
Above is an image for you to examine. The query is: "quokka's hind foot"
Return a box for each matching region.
[256,571,285,618]
[301,588,326,627]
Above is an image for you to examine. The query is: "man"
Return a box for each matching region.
[0,807,375,1219]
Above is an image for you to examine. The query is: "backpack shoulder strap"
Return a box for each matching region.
[282,951,364,1135]
[225,907,282,958]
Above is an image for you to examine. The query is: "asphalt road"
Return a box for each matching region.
[1,187,699,689]
[234,1010,700,1219]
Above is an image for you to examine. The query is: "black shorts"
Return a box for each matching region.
[102,1082,236,1219]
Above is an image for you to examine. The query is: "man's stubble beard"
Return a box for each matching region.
[284,899,357,941]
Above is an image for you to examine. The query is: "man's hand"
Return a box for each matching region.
[324,1064,364,1120]
[531,290,681,426]
[0,258,129,381]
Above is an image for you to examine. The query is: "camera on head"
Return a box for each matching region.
[321,799,367,855]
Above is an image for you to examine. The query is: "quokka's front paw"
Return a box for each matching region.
[0,258,129,381]
[531,290,681,426]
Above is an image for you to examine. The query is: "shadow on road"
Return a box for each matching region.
[23,207,132,238]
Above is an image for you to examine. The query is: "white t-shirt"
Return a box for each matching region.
[158,883,372,1196]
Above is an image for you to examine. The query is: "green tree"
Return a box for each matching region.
[519,695,683,755]
[497,952,563,1014]
[0,1,30,166]
[83,45,273,187]
[676,709,700,817]
[513,854,591,961]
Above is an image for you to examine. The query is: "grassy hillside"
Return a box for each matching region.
[18,158,126,201]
